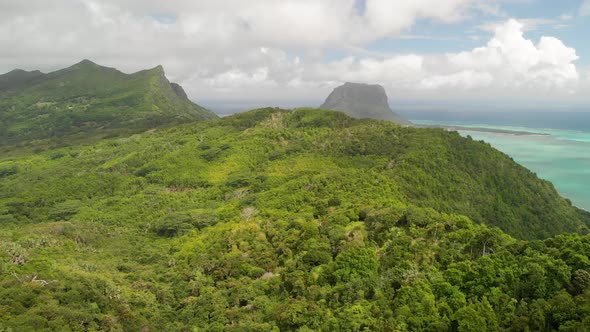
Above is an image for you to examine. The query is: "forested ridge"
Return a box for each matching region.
[0,60,216,155]
[1,108,589,331]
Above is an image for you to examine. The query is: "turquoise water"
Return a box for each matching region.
[412,119,590,211]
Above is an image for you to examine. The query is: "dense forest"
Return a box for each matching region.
[1,108,589,331]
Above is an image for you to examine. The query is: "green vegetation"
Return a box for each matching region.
[1,108,589,331]
[0,60,217,154]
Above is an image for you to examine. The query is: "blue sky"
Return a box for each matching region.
[0,0,588,111]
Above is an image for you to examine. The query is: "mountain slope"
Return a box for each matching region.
[1,108,589,331]
[0,109,590,331]
[1,107,587,238]
[320,82,411,125]
[0,60,216,153]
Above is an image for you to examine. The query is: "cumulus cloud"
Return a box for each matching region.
[364,0,470,37]
[442,19,579,89]
[0,0,471,68]
[303,19,578,94]
[0,1,470,96]
[0,1,583,109]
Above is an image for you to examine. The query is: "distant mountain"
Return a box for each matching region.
[320,82,411,125]
[0,69,45,91]
[0,60,217,152]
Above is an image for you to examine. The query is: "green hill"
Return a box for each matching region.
[0,69,45,91]
[0,108,589,331]
[0,60,217,154]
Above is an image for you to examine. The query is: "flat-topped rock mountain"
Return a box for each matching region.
[0,60,217,152]
[320,82,411,125]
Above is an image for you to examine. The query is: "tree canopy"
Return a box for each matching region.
[1,108,589,331]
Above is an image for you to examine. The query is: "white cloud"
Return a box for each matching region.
[0,1,583,109]
[472,2,508,18]
[0,0,473,66]
[419,70,493,89]
[478,16,572,33]
[364,0,471,37]
[580,0,590,16]
[0,0,472,79]
[559,14,574,20]
[307,19,578,93]
[464,19,578,89]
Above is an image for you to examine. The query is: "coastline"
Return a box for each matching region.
[412,119,590,211]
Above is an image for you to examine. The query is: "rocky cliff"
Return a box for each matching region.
[320,82,411,125]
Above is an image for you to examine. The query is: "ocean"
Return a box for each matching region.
[406,112,590,211]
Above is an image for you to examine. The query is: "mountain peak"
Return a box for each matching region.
[66,59,113,73]
[320,82,411,125]
[6,69,27,74]
[0,60,217,149]
[343,81,382,88]
[2,68,43,76]
[0,68,46,91]
[76,59,98,66]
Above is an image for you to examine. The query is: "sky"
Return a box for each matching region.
[0,0,589,113]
